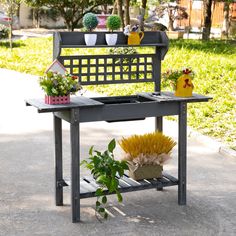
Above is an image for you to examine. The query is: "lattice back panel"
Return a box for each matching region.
[58,54,155,85]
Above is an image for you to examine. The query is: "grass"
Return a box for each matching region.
[0,37,235,150]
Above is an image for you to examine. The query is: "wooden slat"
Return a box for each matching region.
[121,174,141,186]
[83,177,100,188]
[162,172,178,183]
[63,173,178,199]
[117,178,131,188]
[80,179,97,192]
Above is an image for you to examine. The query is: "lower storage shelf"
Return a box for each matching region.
[75,173,178,199]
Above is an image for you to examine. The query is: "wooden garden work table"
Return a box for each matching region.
[26,31,211,223]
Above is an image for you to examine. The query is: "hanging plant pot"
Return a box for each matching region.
[45,95,70,105]
[84,33,97,46]
[105,33,118,45]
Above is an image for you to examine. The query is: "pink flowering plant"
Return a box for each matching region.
[39,71,82,96]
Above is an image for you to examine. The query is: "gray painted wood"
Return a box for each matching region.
[26,33,212,222]
[26,96,104,113]
[70,109,81,222]
[54,115,63,206]
[25,93,211,114]
[178,102,187,205]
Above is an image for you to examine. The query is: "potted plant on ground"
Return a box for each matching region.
[39,71,82,105]
[119,132,176,180]
[82,12,99,46]
[81,139,128,219]
[105,15,122,45]
[162,68,194,97]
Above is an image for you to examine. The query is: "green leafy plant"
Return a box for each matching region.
[106,15,121,32]
[81,139,128,219]
[82,13,98,32]
[39,71,81,96]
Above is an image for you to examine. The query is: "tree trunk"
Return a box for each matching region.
[139,0,147,31]
[124,0,130,25]
[222,2,230,38]
[112,0,118,14]
[168,8,174,31]
[117,0,124,29]
[141,0,147,9]
[202,0,213,41]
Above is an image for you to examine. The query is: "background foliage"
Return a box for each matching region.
[0,38,235,149]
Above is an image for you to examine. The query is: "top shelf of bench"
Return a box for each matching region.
[54,31,169,48]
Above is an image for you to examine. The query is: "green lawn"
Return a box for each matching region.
[0,38,235,150]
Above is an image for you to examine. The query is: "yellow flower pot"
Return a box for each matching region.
[175,73,194,97]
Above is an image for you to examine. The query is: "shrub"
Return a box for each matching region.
[106,15,121,32]
[0,25,10,39]
[82,13,98,32]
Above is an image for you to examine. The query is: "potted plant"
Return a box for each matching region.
[105,15,122,45]
[81,139,128,219]
[162,68,194,97]
[119,132,176,180]
[82,12,99,46]
[39,71,82,105]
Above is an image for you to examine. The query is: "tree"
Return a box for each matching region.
[25,0,113,31]
[156,0,188,31]
[202,0,213,40]
[221,0,234,38]
[0,0,21,48]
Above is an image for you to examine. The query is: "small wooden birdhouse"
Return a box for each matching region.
[175,69,194,97]
[45,59,67,75]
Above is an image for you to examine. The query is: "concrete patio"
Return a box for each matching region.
[0,69,236,236]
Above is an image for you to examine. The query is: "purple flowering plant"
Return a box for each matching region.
[39,71,82,96]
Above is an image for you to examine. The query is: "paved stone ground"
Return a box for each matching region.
[0,69,236,236]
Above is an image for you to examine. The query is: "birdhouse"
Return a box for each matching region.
[175,69,194,97]
[45,59,67,75]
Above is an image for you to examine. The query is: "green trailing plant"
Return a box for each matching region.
[82,12,99,32]
[81,139,128,219]
[106,15,122,32]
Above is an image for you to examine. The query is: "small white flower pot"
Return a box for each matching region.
[84,34,97,46]
[105,33,118,45]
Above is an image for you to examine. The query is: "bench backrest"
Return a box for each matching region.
[53,31,169,91]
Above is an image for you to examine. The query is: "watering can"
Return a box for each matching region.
[128,32,144,45]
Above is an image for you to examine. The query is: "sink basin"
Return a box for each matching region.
[92,95,153,105]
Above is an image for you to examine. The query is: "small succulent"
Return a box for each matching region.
[83,13,99,32]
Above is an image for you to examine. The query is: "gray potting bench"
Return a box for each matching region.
[26,31,211,223]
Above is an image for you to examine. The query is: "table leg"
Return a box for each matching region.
[70,109,80,222]
[54,115,63,206]
[178,102,187,205]
[155,116,163,191]
[155,117,163,132]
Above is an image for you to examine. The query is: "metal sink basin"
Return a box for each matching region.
[92,95,154,105]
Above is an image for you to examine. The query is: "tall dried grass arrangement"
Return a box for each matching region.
[119,132,176,166]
